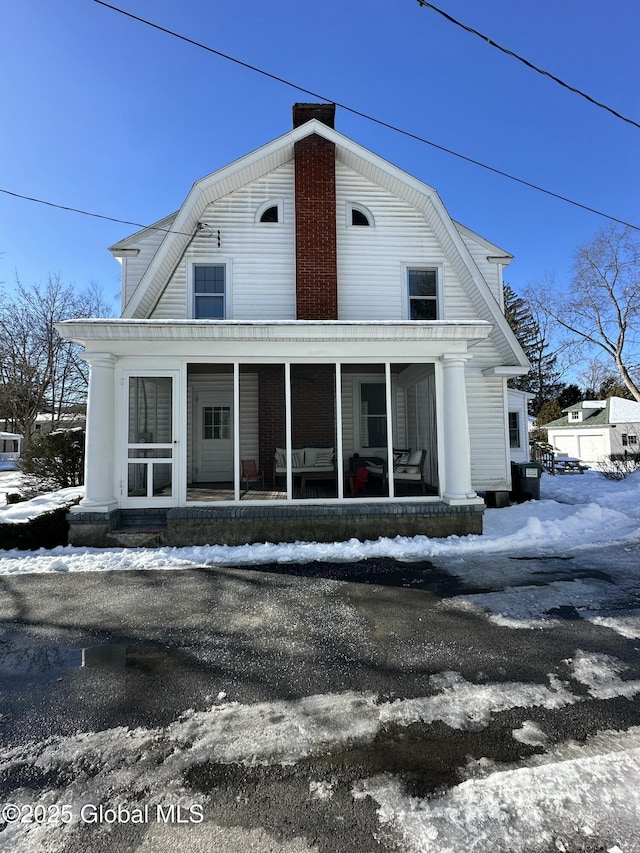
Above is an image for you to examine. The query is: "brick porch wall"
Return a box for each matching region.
[258,366,337,482]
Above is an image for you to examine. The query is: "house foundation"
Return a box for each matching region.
[67,501,484,548]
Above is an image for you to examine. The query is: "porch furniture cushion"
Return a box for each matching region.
[366,449,411,478]
[368,449,428,493]
[393,449,411,472]
[274,446,336,477]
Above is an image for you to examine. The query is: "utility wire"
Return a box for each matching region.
[0,187,196,237]
[91,0,638,233]
[416,0,640,131]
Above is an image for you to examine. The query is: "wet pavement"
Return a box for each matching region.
[0,552,639,851]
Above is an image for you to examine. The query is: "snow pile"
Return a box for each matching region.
[359,728,640,853]
[0,486,82,523]
[1,470,640,575]
[2,651,639,853]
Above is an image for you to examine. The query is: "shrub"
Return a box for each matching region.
[599,452,640,481]
[19,428,85,490]
[0,502,78,550]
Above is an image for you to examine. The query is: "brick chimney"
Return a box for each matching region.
[293,103,338,319]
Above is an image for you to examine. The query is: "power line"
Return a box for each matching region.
[0,187,195,237]
[416,0,640,131]
[91,0,639,232]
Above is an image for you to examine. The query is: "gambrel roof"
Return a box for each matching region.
[113,118,528,371]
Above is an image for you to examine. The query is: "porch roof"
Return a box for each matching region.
[56,318,493,360]
[57,318,491,342]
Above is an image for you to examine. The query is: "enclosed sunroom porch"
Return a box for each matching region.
[57,320,490,545]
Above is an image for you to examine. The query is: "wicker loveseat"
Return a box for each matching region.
[274,446,335,484]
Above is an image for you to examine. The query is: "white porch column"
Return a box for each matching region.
[73,352,118,513]
[441,355,480,504]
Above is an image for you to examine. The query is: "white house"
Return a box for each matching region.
[507,389,534,464]
[0,432,23,463]
[545,397,640,470]
[56,103,529,547]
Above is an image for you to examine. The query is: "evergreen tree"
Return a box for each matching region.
[503,284,562,414]
[557,384,583,409]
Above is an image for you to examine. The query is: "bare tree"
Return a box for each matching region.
[528,225,640,401]
[0,275,110,444]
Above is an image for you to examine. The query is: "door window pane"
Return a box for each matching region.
[128,377,173,444]
[203,406,231,439]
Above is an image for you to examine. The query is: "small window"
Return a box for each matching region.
[569,411,581,421]
[193,265,225,319]
[622,433,638,447]
[347,203,373,228]
[508,412,521,448]
[256,199,283,225]
[408,269,437,320]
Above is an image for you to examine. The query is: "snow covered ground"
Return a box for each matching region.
[1,468,640,852]
[1,468,639,572]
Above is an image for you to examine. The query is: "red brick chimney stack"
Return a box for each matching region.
[293,103,338,320]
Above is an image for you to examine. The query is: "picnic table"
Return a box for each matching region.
[553,455,589,474]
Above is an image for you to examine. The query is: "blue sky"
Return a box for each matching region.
[1,0,638,313]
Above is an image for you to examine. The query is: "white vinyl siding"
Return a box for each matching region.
[186,372,259,486]
[121,225,171,310]
[507,389,532,463]
[466,372,511,490]
[335,163,479,323]
[151,164,295,319]
[456,228,504,303]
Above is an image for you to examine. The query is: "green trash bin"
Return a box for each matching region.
[510,461,542,501]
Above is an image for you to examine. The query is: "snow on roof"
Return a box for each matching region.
[608,396,640,423]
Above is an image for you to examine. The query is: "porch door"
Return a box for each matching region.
[194,390,233,482]
[126,374,176,502]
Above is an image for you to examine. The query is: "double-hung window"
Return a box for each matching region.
[359,382,387,449]
[193,265,225,319]
[408,269,438,320]
[508,412,521,448]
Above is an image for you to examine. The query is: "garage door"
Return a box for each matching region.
[578,434,606,464]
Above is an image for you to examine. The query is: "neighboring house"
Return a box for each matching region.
[56,103,529,547]
[545,397,640,469]
[0,432,22,463]
[31,410,87,437]
[507,389,534,463]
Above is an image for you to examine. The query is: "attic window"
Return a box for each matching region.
[569,411,581,421]
[347,203,374,228]
[256,200,283,225]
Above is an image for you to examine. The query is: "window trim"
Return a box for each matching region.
[403,264,443,320]
[352,374,396,454]
[255,199,284,225]
[188,260,231,319]
[346,202,375,229]
[508,411,521,449]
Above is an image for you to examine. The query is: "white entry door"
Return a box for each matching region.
[194,390,234,482]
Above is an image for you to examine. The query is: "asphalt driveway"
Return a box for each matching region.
[1,555,639,852]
